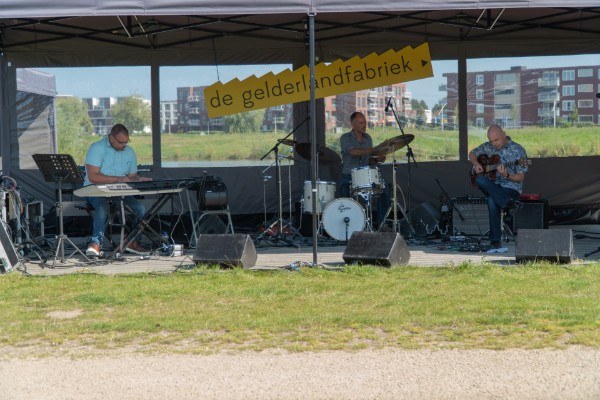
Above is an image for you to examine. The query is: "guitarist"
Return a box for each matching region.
[468,125,528,249]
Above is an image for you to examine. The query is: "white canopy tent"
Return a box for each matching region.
[1,1,599,260]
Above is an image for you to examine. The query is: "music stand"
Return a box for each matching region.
[32,154,90,267]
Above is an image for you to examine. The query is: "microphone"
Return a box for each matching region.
[385,96,394,112]
[344,217,350,223]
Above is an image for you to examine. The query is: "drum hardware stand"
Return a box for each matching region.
[379,153,416,238]
[354,190,375,232]
[255,129,303,247]
[32,154,91,267]
[385,97,418,240]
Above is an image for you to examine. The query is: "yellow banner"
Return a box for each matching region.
[205,42,433,118]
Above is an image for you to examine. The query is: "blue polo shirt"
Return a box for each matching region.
[83,136,138,186]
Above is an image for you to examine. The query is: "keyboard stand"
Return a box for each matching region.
[110,191,180,257]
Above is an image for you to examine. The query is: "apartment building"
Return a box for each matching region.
[444,65,600,128]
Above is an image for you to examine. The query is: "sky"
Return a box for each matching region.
[37,53,600,110]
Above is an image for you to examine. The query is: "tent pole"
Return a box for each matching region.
[308,12,318,265]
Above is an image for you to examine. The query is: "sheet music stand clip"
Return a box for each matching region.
[32,154,90,267]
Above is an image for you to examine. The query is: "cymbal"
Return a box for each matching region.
[295,143,341,164]
[371,134,415,156]
[278,139,296,146]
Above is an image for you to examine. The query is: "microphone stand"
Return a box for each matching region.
[386,97,417,239]
[255,118,308,246]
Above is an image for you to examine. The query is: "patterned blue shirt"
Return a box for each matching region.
[83,136,138,186]
[471,136,528,193]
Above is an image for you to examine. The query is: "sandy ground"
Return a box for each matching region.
[1,348,600,399]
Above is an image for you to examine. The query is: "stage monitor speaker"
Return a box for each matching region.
[410,202,441,237]
[193,234,257,269]
[512,200,549,232]
[515,229,574,264]
[197,214,228,234]
[0,221,20,273]
[451,197,489,236]
[342,232,410,267]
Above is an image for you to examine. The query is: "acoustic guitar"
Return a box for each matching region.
[470,154,531,185]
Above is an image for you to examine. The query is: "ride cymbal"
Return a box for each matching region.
[371,134,415,156]
[295,143,342,165]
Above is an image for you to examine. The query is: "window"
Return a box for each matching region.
[476,104,484,113]
[578,68,593,77]
[562,100,575,111]
[578,100,593,108]
[578,84,593,93]
[562,70,575,81]
[542,71,559,80]
[494,88,515,96]
[578,115,593,122]
[562,85,575,96]
[476,74,484,85]
[476,89,484,100]
[495,73,515,82]
[476,118,484,127]
[494,104,512,110]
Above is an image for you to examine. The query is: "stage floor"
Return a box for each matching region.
[10,225,600,276]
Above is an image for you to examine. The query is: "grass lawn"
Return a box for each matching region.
[1,262,599,357]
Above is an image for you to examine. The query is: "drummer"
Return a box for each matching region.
[339,111,390,227]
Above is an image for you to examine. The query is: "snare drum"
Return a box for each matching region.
[303,181,336,214]
[351,166,383,193]
[322,198,366,241]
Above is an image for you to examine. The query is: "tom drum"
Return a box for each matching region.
[322,198,366,241]
[303,181,336,214]
[351,166,383,193]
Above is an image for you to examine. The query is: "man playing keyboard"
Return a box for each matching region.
[84,123,152,256]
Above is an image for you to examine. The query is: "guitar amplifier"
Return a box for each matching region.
[451,197,489,236]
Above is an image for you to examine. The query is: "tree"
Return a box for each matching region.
[56,96,93,158]
[110,95,151,134]
[222,110,265,133]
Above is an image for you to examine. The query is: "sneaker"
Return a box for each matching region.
[125,240,150,255]
[86,242,101,256]
[490,240,502,249]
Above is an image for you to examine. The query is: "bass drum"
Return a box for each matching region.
[198,178,228,210]
[322,198,365,242]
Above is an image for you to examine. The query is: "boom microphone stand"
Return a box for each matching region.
[255,118,307,246]
[385,97,418,239]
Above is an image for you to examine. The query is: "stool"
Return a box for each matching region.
[75,201,122,249]
[478,200,523,244]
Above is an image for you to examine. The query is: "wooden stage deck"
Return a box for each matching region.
[10,225,600,276]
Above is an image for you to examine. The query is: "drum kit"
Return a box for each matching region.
[294,134,414,242]
[257,125,415,244]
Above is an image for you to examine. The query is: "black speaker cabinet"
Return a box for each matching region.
[410,202,441,237]
[512,200,549,232]
[451,197,489,236]
[0,220,19,273]
[193,234,257,268]
[515,229,574,264]
[342,232,410,267]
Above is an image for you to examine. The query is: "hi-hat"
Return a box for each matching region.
[295,143,341,165]
[371,134,415,156]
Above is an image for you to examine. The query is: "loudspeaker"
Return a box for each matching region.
[342,231,410,267]
[0,221,19,273]
[196,214,228,234]
[515,229,574,264]
[193,234,257,268]
[410,202,441,236]
[451,197,489,235]
[512,200,549,232]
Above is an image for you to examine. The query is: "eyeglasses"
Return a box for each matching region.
[112,135,130,145]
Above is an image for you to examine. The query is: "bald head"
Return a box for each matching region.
[487,125,508,149]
